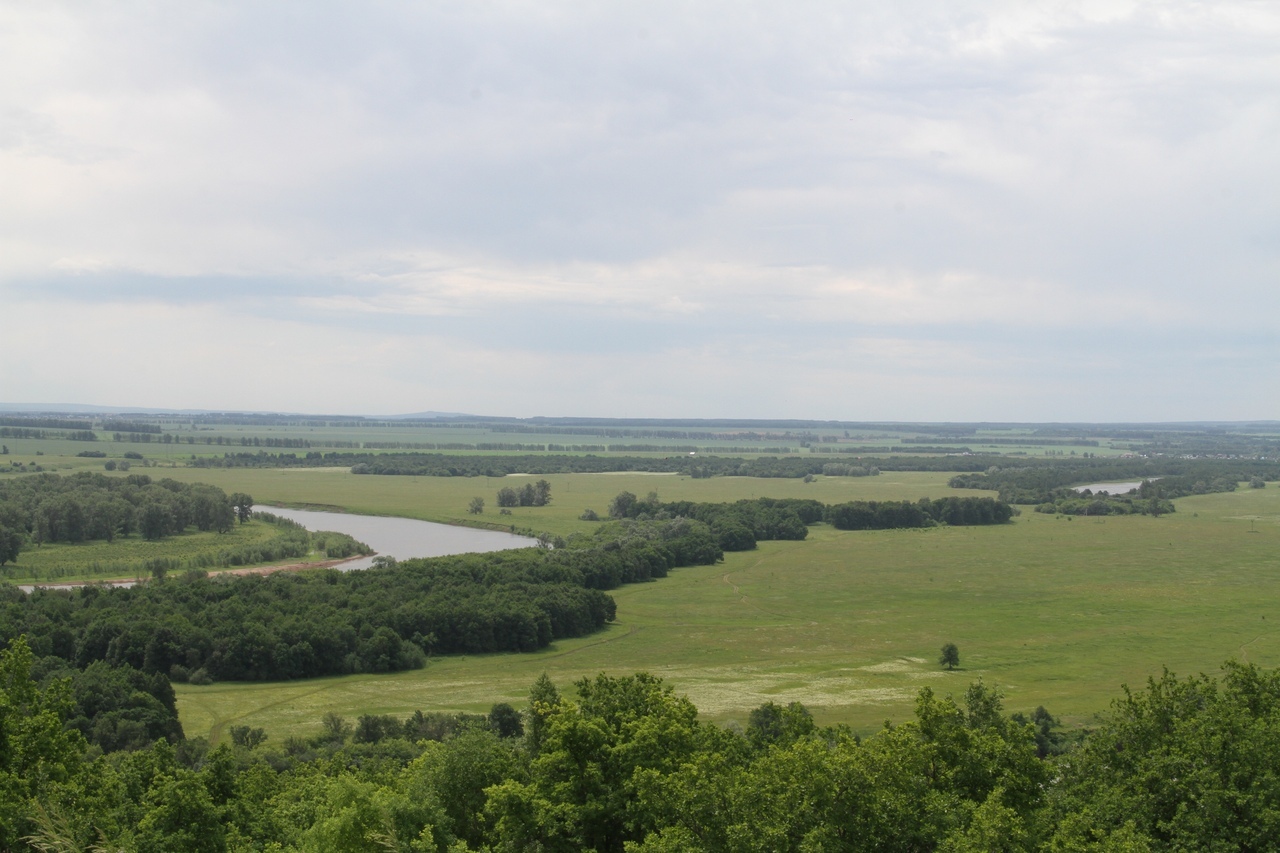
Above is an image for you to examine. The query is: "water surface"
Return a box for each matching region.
[17,508,537,592]
[255,505,538,570]
[1072,481,1145,495]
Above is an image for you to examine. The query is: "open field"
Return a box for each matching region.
[175,478,1280,743]
[133,467,971,538]
[0,518,295,584]
[0,418,1155,466]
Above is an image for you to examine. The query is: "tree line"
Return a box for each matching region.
[192,450,886,479]
[600,492,1013,551]
[496,479,552,508]
[0,416,94,430]
[5,636,1279,852]
[1,518,724,685]
[187,449,1280,489]
[0,426,98,441]
[949,459,1280,504]
[0,473,257,565]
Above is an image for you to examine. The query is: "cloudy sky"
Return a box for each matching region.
[2,1,1277,420]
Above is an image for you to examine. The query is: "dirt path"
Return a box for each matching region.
[18,554,370,591]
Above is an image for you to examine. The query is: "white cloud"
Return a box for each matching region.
[1,1,1277,418]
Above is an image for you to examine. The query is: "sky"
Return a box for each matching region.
[2,1,1277,421]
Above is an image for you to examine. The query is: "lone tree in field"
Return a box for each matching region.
[468,497,485,515]
[940,642,960,670]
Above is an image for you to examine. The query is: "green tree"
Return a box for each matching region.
[229,492,254,523]
[468,496,485,515]
[487,672,702,852]
[138,501,171,541]
[406,728,522,848]
[609,491,638,518]
[941,642,960,670]
[0,637,86,850]
[1051,662,1280,850]
[135,770,227,853]
[0,525,19,566]
[229,724,267,749]
[524,673,560,756]
[488,702,523,738]
[321,711,352,744]
[746,700,815,750]
[297,775,440,853]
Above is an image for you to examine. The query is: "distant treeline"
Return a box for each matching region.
[827,496,1014,529]
[1,518,723,683]
[109,433,363,447]
[602,493,1013,551]
[1034,494,1177,517]
[0,416,93,430]
[489,424,827,440]
[0,426,97,441]
[950,458,1280,504]
[182,450,1280,490]
[101,420,162,434]
[0,474,255,563]
[603,494,819,550]
[901,436,1099,447]
[191,451,879,479]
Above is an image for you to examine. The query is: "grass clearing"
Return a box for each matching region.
[175,477,1280,743]
[133,467,968,538]
[1,519,309,584]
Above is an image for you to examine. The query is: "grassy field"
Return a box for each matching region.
[0,420,1140,467]
[1,519,313,584]
[172,472,1280,744]
[135,467,967,538]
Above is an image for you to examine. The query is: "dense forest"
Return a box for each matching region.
[0,474,375,576]
[4,636,1278,852]
[0,517,724,684]
[0,473,260,566]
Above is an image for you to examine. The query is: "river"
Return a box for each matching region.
[1072,480,1154,495]
[17,507,538,592]
[255,505,538,570]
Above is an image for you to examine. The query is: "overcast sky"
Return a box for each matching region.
[2,1,1277,420]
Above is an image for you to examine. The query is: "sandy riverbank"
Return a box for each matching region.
[16,554,370,592]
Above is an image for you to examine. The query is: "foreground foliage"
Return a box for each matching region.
[5,633,1280,852]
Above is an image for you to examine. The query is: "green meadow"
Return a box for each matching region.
[1,518,293,584]
[134,466,965,537]
[169,469,1280,743]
